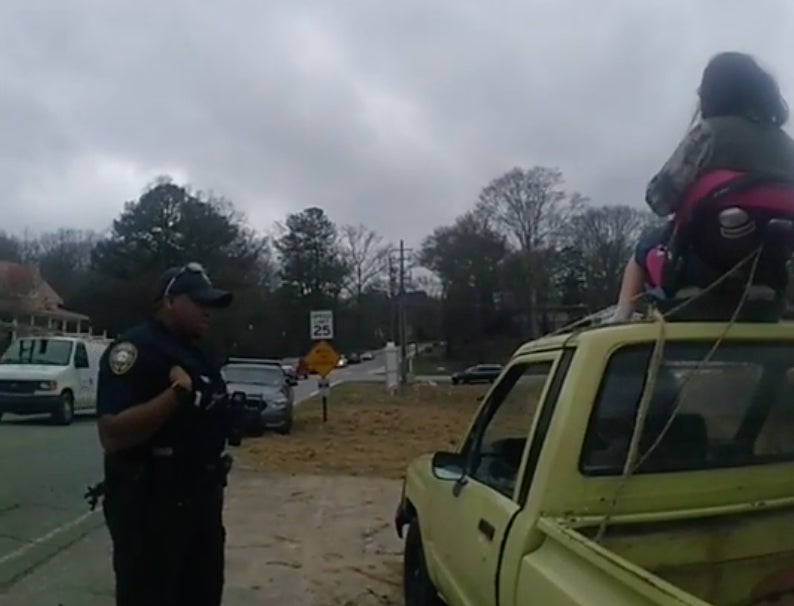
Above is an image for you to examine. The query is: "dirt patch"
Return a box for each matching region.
[231,382,487,603]
[224,471,405,605]
[238,382,486,479]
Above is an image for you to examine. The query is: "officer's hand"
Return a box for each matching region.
[169,366,193,392]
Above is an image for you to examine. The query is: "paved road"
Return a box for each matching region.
[0,354,383,602]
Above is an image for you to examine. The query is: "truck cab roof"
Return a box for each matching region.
[513,320,794,355]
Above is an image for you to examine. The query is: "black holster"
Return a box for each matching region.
[95,452,232,512]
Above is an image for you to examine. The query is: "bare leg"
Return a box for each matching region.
[611,257,645,322]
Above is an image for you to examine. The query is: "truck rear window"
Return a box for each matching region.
[580,341,794,476]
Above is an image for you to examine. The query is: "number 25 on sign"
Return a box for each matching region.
[310,310,334,340]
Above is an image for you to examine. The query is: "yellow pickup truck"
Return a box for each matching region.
[395,321,794,606]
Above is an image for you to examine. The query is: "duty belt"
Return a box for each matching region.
[84,450,233,511]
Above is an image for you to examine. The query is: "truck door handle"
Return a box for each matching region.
[451,475,468,497]
[478,518,495,541]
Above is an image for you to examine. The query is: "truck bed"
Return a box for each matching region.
[526,517,704,606]
[550,505,794,606]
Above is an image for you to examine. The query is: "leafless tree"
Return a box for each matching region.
[339,223,389,302]
[476,166,582,252]
[565,205,651,308]
[476,166,584,335]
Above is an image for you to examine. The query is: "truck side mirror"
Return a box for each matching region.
[431,451,466,482]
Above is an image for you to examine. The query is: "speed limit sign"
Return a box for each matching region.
[310,310,334,340]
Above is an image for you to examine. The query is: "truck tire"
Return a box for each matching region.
[403,518,443,606]
[52,390,75,426]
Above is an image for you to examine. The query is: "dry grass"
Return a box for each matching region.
[239,381,487,479]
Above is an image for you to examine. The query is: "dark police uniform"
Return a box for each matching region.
[97,318,233,606]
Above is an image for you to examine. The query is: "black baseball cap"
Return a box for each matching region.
[155,263,233,308]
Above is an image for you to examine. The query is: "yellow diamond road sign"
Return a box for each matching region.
[304,340,340,378]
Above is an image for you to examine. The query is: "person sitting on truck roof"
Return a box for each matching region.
[610,51,794,323]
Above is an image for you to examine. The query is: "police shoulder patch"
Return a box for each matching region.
[109,341,138,375]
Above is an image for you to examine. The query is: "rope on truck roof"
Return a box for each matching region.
[594,245,763,543]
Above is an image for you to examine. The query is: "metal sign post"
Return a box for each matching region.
[304,340,340,423]
[308,310,336,421]
[318,377,330,422]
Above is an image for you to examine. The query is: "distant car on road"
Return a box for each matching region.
[451,364,503,385]
[222,361,294,435]
[295,358,310,379]
[361,351,374,361]
[336,355,348,368]
[347,353,361,364]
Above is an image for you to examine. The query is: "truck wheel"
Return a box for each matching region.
[52,391,75,426]
[403,519,443,606]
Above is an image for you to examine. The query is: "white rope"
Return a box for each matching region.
[594,246,763,542]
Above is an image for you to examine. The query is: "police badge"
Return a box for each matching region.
[109,342,138,375]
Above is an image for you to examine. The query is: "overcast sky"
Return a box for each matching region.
[0,0,791,246]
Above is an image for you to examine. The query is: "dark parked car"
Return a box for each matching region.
[451,364,503,385]
[281,364,299,383]
[347,352,361,364]
[222,362,294,435]
[227,357,297,390]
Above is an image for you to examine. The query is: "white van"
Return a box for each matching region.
[0,335,110,425]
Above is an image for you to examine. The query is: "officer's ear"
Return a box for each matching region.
[155,295,174,312]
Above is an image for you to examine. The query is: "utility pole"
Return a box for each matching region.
[388,254,397,343]
[388,240,413,386]
[398,240,408,386]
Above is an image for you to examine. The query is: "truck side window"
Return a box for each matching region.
[467,361,553,498]
[580,341,794,475]
[74,344,89,369]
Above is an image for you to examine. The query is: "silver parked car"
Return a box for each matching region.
[222,362,293,435]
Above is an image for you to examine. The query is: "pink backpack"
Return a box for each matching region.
[644,170,794,318]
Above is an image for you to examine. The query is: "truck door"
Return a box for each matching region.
[73,343,91,411]
[427,353,558,606]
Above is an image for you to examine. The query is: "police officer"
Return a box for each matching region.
[96,262,236,606]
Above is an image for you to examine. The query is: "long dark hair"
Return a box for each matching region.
[697,52,789,126]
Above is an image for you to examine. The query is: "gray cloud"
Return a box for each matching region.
[0,0,791,246]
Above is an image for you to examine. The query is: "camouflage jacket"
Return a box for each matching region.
[645,120,714,217]
[645,116,794,217]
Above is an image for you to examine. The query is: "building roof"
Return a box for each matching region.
[0,261,89,322]
[0,261,46,297]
